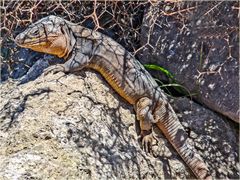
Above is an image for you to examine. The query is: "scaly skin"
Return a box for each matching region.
[15,15,212,179]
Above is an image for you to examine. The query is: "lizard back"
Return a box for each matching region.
[72,26,160,105]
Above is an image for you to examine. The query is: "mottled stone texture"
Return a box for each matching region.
[0,71,238,179]
[139,1,239,122]
[0,71,189,179]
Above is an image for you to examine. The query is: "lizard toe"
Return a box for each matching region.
[141,133,153,154]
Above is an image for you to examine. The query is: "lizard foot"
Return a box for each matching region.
[43,64,66,76]
[141,130,154,154]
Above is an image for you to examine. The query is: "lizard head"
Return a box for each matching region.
[15,15,75,59]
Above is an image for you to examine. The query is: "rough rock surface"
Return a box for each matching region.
[139,2,239,122]
[171,98,239,179]
[1,47,64,84]
[0,70,239,179]
[0,71,187,179]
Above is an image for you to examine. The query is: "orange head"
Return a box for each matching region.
[15,15,75,59]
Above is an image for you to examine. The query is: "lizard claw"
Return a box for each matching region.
[141,131,154,154]
[43,64,65,76]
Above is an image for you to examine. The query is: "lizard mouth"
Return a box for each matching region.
[15,35,58,48]
[20,39,47,47]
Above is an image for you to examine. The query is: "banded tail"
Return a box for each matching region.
[154,101,212,179]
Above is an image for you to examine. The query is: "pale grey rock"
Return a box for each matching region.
[0,71,190,179]
[0,70,238,179]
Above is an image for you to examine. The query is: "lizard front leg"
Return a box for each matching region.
[43,52,90,75]
[135,97,156,153]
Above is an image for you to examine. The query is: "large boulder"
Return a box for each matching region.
[0,70,239,179]
[138,1,239,122]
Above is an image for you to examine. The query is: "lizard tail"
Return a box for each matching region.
[154,103,212,180]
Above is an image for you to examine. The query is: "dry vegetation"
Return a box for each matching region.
[0,0,150,79]
[0,0,239,81]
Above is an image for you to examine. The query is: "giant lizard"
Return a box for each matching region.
[15,15,212,179]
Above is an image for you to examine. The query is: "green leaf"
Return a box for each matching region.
[144,64,174,80]
[144,64,195,98]
[159,83,195,99]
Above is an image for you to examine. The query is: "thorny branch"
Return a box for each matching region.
[0,1,239,82]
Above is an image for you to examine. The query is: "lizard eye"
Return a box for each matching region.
[31,28,39,36]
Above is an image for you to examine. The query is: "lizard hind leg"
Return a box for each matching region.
[135,97,156,153]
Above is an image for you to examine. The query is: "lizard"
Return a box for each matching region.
[15,15,212,179]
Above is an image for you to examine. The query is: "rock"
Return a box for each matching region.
[10,49,42,80]
[0,71,188,179]
[171,98,239,179]
[0,69,238,179]
[18,55,64,85]
[1,47,64,84]
[138,1,239,122]
[18,58,50,84]
[0,63,9,82]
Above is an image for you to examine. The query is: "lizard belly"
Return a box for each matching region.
[88,63,137,105]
